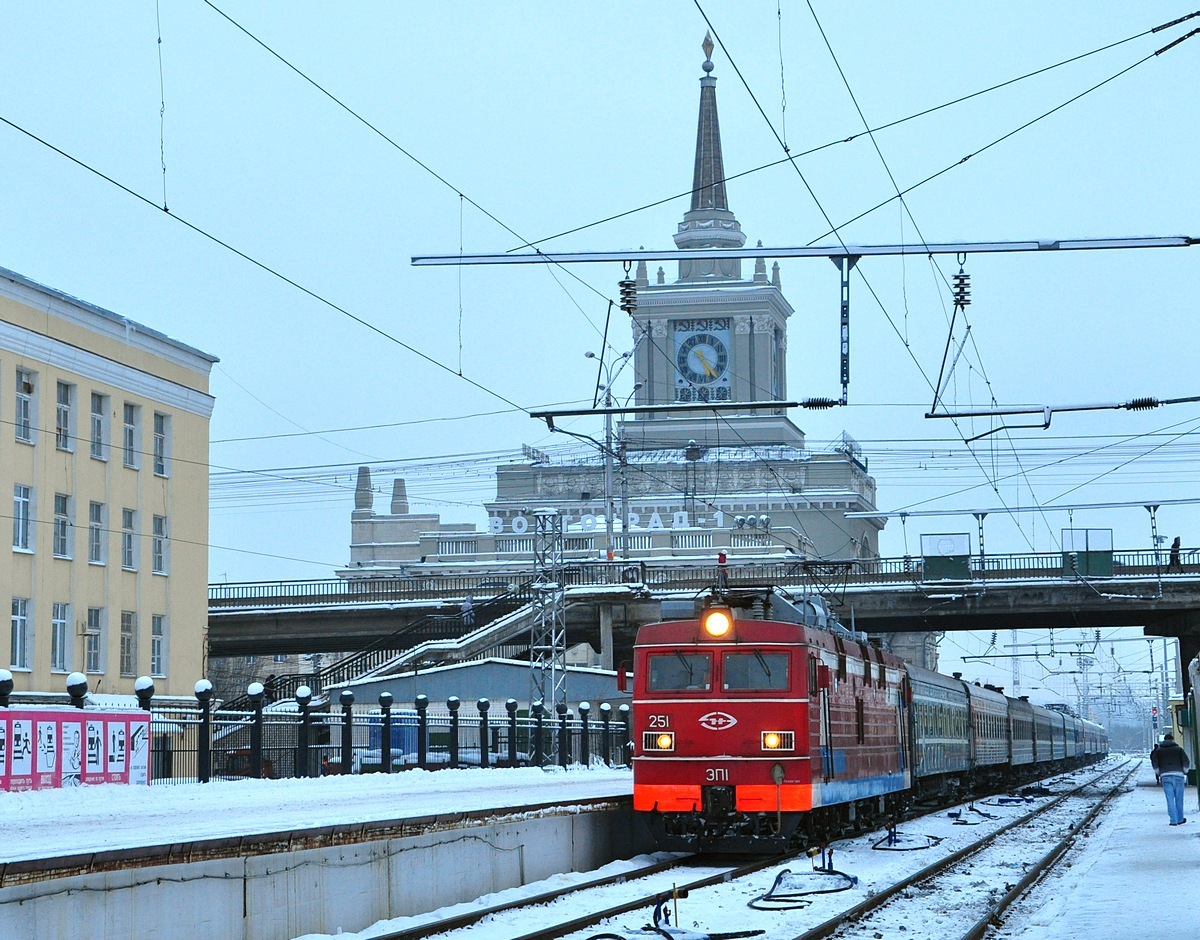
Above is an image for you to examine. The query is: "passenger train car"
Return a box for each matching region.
[632,589,1108,853]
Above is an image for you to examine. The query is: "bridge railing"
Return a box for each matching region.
[209,548,1197,609]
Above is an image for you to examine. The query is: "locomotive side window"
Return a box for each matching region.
[647,652,712,691]
[722,651,789,690]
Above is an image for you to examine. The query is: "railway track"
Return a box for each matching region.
[371,853,786,940]
[365,761,1132,940]
[787,759,1137,940]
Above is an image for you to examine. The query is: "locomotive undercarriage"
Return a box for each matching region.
[647,755,1103,855]
[646,786,907,854]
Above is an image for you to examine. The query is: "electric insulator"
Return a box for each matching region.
[618,278,637,314]
[801,397,838,409]
[952,269,971,308]
[1124,397,1159,411]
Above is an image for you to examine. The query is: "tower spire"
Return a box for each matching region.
[674,32,746,280]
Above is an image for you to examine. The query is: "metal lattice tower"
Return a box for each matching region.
[530,509,567,712]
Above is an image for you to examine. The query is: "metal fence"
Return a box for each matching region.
[146,697,632,785]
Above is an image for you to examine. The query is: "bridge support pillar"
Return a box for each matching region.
[599,604,614,671]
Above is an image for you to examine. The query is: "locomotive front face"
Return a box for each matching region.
[632,614,814,818]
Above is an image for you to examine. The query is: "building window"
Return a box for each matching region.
[53,493,71,558]
[151,614,166,677]
[122,402,139,468]
[12,484,32,551]
[152,515,168,574]
[121,508,136,570]
[120,610,137,676]
[153,412,170,476]
[90,392,108,460]
[56,381,74,450]
[88,501,105,564]
[51,602,69,672]
[86,607,103,673]
[15,369,34,443]
[273,654,287,664]
[10,598,30,670]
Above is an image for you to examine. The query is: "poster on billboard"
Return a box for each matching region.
[0,710,151,791]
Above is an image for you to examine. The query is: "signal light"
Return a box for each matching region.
[1152,707,1158,716]
[702,608,733,638]
[642,730,675,751]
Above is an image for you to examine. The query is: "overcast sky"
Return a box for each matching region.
[2,4,1196,698]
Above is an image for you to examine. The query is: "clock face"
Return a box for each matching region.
[674,319,732,402]
[676,333,728,385]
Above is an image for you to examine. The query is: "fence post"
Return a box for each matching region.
[578,701,591,766]
[619,703,632,766]
[0,668,12,707]
[68,672,89,709]
[248,682,265,778]
[379,692,393,773]
[415,694,428,769]
[556,702,570,768]
[195,679,213,783]
[135,676,154,711]
[448,696,461,769]
[295,685,313,778]
[477,698,490,768]
[340,689,355,774]
[532,700,545,767]
[599,702,612,766]
[506,698,519,767]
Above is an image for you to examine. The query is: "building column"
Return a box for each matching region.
[599,604,614,671]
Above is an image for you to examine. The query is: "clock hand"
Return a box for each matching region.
[695,350,717,378]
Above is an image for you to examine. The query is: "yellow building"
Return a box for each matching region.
[1,266,215,700]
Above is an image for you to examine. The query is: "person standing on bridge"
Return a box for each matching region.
[461,595,475,628]
[1168,536,1183,572]
[1151,731,1190,825]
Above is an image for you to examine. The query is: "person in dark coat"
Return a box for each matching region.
[1150,732,1190,825]
[1168,536,1183,572]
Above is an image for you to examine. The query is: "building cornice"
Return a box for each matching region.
[0,318,216,418]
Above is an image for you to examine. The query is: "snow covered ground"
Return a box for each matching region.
[4,757,1196,940]
[282,758,1194,940]
[1,764,632,863]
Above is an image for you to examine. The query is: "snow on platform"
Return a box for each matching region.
[0,765,633,864]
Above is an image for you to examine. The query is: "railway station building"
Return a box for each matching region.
[335,40,939,671]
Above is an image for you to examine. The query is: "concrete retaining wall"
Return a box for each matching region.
[1,806,654,940]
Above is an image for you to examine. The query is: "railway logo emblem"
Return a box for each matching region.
[698,711,737,731]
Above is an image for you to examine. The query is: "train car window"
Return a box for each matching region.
[723,652,789,690]
[647,652,712,691]
[837,653,847,681]
[808,655,818,693]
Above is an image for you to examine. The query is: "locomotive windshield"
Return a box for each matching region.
[722,651,789,690]
[647,652,712,691]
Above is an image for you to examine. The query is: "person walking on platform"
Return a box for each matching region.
[1151,732,1190,825]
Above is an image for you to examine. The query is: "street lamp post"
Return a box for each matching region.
[585,351,636,564]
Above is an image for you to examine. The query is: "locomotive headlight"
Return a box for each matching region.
[702,608,733,638]
[761,731,795,750]
[642,731,675,751]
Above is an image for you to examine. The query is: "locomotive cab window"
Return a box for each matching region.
[722,651,789,690]
[647,652,712,691]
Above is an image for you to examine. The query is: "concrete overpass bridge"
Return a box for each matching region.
[209,547,1200,694]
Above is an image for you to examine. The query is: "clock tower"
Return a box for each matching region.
[624,34,802,451]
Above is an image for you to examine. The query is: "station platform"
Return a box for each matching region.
[1004,761,1199,940]
[1,766,643,940]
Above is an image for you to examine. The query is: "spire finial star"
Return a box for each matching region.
[702,32,714,72]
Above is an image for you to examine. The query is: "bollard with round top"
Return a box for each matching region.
[67,672,89,708]
[134,676,154,711]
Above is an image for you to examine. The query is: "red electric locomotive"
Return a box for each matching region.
[632,589,910,853]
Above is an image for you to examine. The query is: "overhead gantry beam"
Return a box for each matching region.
[412,235,1196,266]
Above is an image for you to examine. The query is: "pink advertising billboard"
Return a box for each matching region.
[0,709,150,791]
